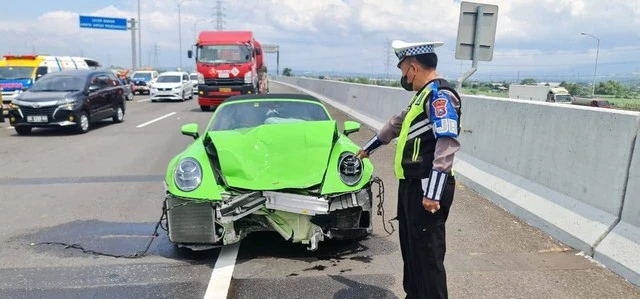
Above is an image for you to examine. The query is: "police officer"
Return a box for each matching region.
[356,40,462,299]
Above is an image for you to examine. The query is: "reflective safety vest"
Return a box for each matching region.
[394,79,461,179]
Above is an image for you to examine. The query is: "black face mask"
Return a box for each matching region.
[400,74,412,91]
[400,65,414,91]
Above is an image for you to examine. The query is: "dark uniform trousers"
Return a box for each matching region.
[397,175,456,299]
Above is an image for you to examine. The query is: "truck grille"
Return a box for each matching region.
[134,81,148,86]
[166,197,221,244]
[204,78,244,86]
[20,106,57,117]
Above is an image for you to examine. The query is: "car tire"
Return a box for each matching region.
[74,111,90,134]
[112,104,125,123]
[127,93,133,101]
[15,126,32,135]
[200,105,210,111]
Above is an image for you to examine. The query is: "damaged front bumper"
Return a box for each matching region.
[163,186,374,251]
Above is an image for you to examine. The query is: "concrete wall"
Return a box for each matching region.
[273,76,640,286]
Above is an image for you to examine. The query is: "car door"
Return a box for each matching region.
[86,74,107,119]
[105,72,123,114]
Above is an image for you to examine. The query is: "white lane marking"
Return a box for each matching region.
[136,112,176,128]
[6,126,13,129]
[136,98,151,102]
[203,242,240,299]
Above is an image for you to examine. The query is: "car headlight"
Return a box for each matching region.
[174,157,202,192]
[56,98,76,105]
[244,71,252,84]
[338,152,363,186]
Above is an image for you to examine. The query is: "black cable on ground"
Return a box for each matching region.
[372,177,396,236]
[30,200,201,258]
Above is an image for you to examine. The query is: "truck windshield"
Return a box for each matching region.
[198,45,251,64]
[555,95,573,103]
[0,66,35,80]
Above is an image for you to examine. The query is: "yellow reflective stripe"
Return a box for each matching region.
[412,137,421,161]
[394,88,431,179]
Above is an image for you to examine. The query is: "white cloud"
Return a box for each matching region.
[0,0,639,81]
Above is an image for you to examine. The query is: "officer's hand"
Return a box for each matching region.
[355,148,369,159]
[422,197,440,213]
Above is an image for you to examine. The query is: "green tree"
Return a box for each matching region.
[520,78,536,85]
[282,68,292,76]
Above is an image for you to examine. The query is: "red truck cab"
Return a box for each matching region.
[188,31,266,111]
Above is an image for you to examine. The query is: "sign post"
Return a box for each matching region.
[454,2,499,89]
[262,44,280,76]
[79,15,136,70]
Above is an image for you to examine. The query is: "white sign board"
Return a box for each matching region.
[262,44,279,53]
[455,1,499,62]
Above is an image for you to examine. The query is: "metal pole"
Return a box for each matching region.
[580,32,600,98]
[277,49,280,76]
[178,2,183,70]
[130,18,137,71]
[456,5,483,90]
[592,38,599,97]
[138,0,141,69]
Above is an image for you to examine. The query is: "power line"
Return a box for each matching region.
[214,0,226,30]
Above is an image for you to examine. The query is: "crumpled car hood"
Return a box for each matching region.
[207,120,337,190]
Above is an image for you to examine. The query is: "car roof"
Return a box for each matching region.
[159,72,185,76]
[46,69,107,77]
[223,93,323,103]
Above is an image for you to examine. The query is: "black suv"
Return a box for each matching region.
[8,69,126,135]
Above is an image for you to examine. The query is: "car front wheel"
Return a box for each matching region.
[75,111,90,134]
[15,126,32,135]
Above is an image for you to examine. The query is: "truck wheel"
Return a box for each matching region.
[200,105,211,111]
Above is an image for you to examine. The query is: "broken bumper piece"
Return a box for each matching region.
[164,187,373,251]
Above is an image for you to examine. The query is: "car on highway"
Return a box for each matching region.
[572,97,611,108]
[130,70,158,95]
[7,69,126,135]
[150,72,194,102]
[163,93,378,251]
[189,72,203,95]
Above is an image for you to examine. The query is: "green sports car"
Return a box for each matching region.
[163,93,381,251]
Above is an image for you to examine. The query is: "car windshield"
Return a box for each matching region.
[190,74,198,80]
[198,45,251,64]
[29,75,85,92]
[209,100,331,131]
[156,75,181,83]
[131,73,152,80]
[0,66,34,80]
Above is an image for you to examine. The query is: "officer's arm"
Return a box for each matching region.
[424,90,460,201]
[362,107,409,155]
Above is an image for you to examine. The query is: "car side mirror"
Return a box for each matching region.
[88,84,100,92]
[181,123,199,139]
[343,120,360,136]
[187,50,193,59]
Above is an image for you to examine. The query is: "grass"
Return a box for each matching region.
[597,96,640,111]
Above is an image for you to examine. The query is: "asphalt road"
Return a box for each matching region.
[0,82,639,299]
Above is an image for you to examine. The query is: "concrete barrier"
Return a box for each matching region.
[273,76,640,286]
[595,130,640,286]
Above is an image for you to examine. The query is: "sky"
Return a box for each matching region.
[1,0,640,82]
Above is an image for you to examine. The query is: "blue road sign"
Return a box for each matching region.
[79,15,128,31]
